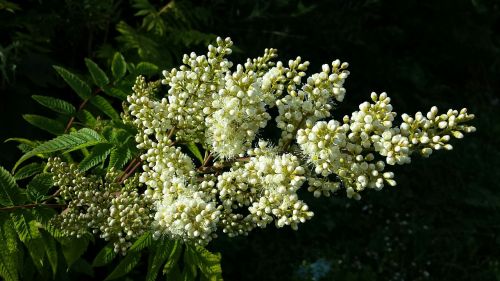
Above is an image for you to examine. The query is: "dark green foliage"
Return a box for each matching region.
[0,0,498,280]
[32,95,76,115]
[53,66,92,100]
[85,58,110,87]
[22,114,65,135]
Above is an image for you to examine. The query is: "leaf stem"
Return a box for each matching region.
[0,203,66,212]
[64,88,102,133]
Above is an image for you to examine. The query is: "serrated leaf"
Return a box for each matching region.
[76,110,97,127]
[111,53,127,79]
[59,236,89,267]
[162,240,182,276]
[102,85,128,100]
[92,243,117,267]
[11,210,46,274]
[79,143,114,172]
[23,114,65,135]
[4,138,39,147]
[146,239,177,281]
[135,62,159,76]
[191,246,223,281]
[40,229,58,277]
[10,210,36,242]
[183,246,198,280]
[0,166,24,206]
[14,163,43,180]
[27,173,53,200]
[53,66,92,99]
[108,146,132,171]
[14,128,105,172]
[16,143,34,154]
[90,95,120,120]
[71,258,94,276]
[0,213,21,281]
[104,251,141,281]
[165,264,182,281]
[32,95,76,115]
[85,58,109,87]
[129,231,152,252]
[187,143,204,164]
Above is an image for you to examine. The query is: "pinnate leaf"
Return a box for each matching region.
[14,128,105,171]
[0,166,24,206]
[85,58,109,87]
[23,114,64,135]
[104,251,141,281]
[53,66,92,99]
[111,53,127,79]
[92,243,117,267]
[79,143,114,172]
[32,95,76,115]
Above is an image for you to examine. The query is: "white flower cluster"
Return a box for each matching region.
[47,158,152,254]
[123,37,475,245]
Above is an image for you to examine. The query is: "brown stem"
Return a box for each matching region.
[197,156,250,174]
[201,152,213,168]
[119,160,142,184]
[282,115,308,152]
[0,203,66,212]
[64,88,102,133]
[116,157,138,183]
[167,127,176,139]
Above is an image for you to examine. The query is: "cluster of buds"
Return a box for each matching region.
[47,158,153,254]
[121,37,476,245]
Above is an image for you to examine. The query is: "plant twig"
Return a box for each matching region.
[119,160,142,184]
[64,88,102,133]
[116,157,139,182]
[0,203,66,212]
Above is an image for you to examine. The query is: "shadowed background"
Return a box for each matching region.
[1,0,499,280]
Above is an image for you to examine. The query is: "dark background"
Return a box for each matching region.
[1,0,499,280]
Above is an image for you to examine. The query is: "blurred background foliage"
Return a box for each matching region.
[0,0,499,280]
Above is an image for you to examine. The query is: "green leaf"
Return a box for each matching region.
[92,243,117,267]
[79,143,114,172]
[59,237,89,267]
[165,264,182,281]
[191,246,223,281]
[84,58,109,87]
[187,143,204,164]
[4,138,39,147]
[108,146,132,171]
[14,128,105,172]
[16,144,34,154]
[104,251,141,281]
[23,114,64,135]
[71,258,94,276]
[135,62,159,76]
[111,52,127,79]
[102,86,128,100]
[162,240,182,276]
[76,110,97,127]
[183,246,198,280]
[10,210,36,242]
[90,95,120,120]
[27,173,53,200]
[146,239,178,281]
[40,229,58,277]
[129,231,153,252]
[14,163,43,180]
[0,213,21,281]
[32,95,76,115]
[53,66,92,99]
[0,166,24,206]
[11,210,46,274]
